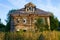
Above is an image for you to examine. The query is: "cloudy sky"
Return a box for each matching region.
[0,0,60,25]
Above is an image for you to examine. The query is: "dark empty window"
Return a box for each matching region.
[23,20,25,22]
[17,20,19,23]
[23,30,26,32]
[23,19,26,24]
[29,7,33,11]
[27,7,34,12]
[17,19,20,23]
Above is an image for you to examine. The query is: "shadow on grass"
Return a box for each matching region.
[38,34,45,40]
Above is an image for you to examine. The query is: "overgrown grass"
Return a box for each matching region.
[0,31,60,40]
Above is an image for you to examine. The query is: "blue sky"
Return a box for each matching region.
[0,0,60,25]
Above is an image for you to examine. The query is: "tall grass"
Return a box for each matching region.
[0,31,60,40]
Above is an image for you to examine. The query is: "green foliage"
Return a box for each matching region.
[5,10,12,32]
[50,13,59,31]
[59,22,60,27]
[35,18,47,32]
[5,15,11,32]
[35,18,43,31]
[44,24,49,30]
[0,23,5,28]
[5,32,24,40]
[5,10,16,32]
[0,31,60,40]
[8,10,16,14]
[0,19,5,32]
[38,34,45,40]
[0,23,5,32]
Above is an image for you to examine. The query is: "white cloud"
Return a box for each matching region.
[46,0,60,21]
[0,3,12,25]
[36,0,60,21]
[7,0,28,8]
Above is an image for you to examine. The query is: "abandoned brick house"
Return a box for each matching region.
[9,2,51,31]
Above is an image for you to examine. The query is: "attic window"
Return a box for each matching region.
[26,7,35,12]
[29,7,33,11]
[25,2,36,12]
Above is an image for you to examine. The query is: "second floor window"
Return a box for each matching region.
[16,18,20,23]
[23,19,27,24]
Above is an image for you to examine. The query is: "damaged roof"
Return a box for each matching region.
[9,2,51,16]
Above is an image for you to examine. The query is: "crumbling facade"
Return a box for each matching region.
[9,2,51,31]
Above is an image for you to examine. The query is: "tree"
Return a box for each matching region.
[35,18,48,32]
[5,16,11,32]
[59,22,60,27]
[50,13,59,31]
[0,19,5,32]
[5,10,16,32]
[0,23,5,32]
[0,23,5,28]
